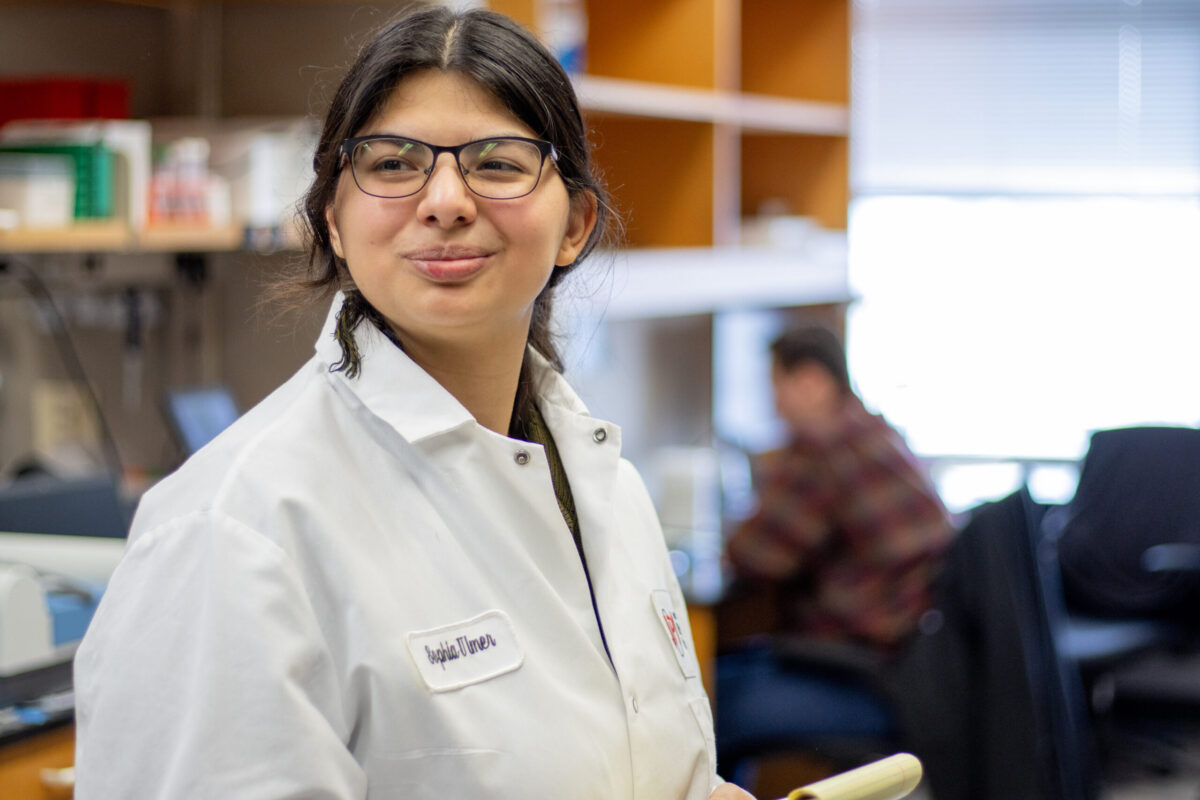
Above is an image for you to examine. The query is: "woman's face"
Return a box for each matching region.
[326,69,595,354]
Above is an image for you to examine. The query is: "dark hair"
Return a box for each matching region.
[294,5,615,402]
[770,325,852,394]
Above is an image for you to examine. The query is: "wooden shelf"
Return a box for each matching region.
[1,3,850,255]
[0,221,131,254]
[136,223,244,252]
[733,93,848,136]
[574,75,848,135]
[566,245,852,321]
[0,223,252,254]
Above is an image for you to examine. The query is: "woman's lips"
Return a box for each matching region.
[406,247,491,282]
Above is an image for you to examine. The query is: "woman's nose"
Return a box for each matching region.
[417,153,477,226]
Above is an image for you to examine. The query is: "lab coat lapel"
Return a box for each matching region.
[312,294,476,444]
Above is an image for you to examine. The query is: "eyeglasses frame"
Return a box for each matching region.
[339,134,560,200]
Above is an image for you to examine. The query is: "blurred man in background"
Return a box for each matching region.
[715,324,954,791]
[724,324,953,651]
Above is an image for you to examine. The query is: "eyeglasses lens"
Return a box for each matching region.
[351,138,546,199]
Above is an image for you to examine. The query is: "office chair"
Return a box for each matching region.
[715,635,904,789]
[1038,426,1200,782]
[713,572,920,793]
[885,487,1082,800]
[1054,426,1200,622]
[934,426,1200,800]
[865,423,1200,800]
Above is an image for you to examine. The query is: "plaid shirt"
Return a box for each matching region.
[725,396,953,651]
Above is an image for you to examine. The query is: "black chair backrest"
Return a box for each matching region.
[1056,426,1200,618]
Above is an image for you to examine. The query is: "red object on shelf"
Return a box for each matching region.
[0,77,130,128]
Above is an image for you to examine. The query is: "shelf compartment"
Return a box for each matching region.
[741,134,849,230]
[741,0,849,103]
[586,0,717,89]
[587,115,715,248]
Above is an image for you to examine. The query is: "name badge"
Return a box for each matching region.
[651,589,699,679]
[406,610,524,692]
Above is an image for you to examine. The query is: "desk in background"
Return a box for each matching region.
[0,721,73,799]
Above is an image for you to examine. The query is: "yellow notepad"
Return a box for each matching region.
[785,753,922,800]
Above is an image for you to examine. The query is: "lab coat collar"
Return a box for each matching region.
[313,294,597,444]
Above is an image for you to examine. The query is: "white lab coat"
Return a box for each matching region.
[74,297,719,799]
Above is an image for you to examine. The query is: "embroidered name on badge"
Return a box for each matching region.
[406,610,524,692]
[651,589,699,679]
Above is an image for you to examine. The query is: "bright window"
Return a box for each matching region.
[848,0,1200,511]
[847,195,1200,459]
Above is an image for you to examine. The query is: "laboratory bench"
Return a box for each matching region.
[0,718,74,799]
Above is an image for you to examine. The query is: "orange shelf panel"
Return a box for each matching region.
[587,114,715,248]
[742,134,849,231]
[586,0,717,89]
[741,0,849,104]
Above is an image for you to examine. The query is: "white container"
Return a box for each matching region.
[205,120,318,229]
[0,153,75,229]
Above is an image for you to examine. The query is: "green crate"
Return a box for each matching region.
[0,142,113,219]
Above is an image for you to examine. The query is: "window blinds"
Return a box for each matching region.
[851,0,1200,195]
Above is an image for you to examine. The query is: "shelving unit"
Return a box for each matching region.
[0,69,848,256]
[1,0,851,272]
[0,0,853,486]
[494,0,851,249]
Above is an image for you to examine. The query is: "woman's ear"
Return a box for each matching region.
[326,205,345,259]
[555,191,598,268]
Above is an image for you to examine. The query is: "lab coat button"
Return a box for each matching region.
[514,449,531,466]
[592,427,607,443]
[631,693,639,713]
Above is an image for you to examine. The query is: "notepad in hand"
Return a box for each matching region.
[783,753,922,800]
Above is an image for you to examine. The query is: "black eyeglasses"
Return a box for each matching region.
[340,134,559,200]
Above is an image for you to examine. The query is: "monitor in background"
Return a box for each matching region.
[162,386,240,456]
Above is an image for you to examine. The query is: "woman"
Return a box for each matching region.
[74,7,754,799]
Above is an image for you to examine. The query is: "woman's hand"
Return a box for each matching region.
[709,782,757,799]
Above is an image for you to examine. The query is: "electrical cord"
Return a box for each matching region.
[0,255,125,481]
